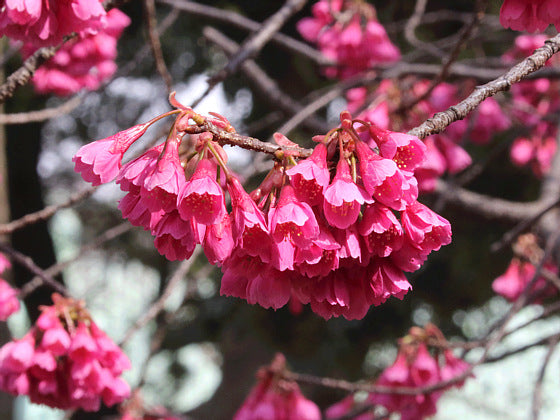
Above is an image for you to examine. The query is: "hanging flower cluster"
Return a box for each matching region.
[0,293,131,411]
[73,97,452,320]
[502,35,560,177]
[499,0,560,33]
[329,325,470,420]
[492,233,558,302]
[297,0,400,79]
[0,253,19,321]
[21,8,131,96]
[0,0,107,46]
[234,353,321,420]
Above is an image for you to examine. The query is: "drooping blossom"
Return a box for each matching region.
[0,0,107,46]
[492,258,557,301]
[73,120,155,186]
[502,35,560,177]
[22,8,130,96]
[75,104,452,320]
[234,354,321,420]
[0,279,20,321]
[370,325,471,420]
[500,0,560,32]
[0,293,131,411]
[297,0,400,79]
[0,253,18,321]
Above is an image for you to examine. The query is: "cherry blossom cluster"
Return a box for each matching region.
[0,1,130,96]
[327,325,471,420]
[502,35,560,177]
[492,233,558,302]
[73,96,452,320]
[21,8,131,96]
[0,252,19,321]
[234,353,320,420]
[346,80,511,191]
[0,293,131,411]
[297,0,400,79]
[0,0,107,47]
[500,0,560,33]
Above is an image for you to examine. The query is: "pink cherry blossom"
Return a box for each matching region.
[73,122,150,186]
[234,354,320,420]
[323,159,371,229]
[286,143,330,206]
[0,294,131,411]
[0,279,20,321]
[401,202,452,254]
[0,0,107,46]
[500,0,560,32]
[24,9,130,96]
[177,158,226,226]
[268,185,319,249]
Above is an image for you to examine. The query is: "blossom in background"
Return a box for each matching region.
[0,0,107,46]
[0,253,19,321]
[500,0,560,32]
[234,354,321,420]
[0,293,131,411]
[21,8,130,96]
[297,0,400,79]
[369,326,471,420]
[502,35,560,177]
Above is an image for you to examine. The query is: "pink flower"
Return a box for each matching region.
[297,0,399,79]
[492,258,557,301]
[355,140,398,198]
[358,203,403,258]
[0,253,11,274]
[500,0,560,32]
[24,9,130,96]
[323,159,371,229]
[0,294,131,411]
[228,176,273,263]
[286,143,330,206]
[401,202,452,254]
[234,354,320,420]
[73,122,151,186]
[177,158,226,226]
[371,344,440,420]
[268,185,319,250]
[0,279,20,321]
[0,0,107,46]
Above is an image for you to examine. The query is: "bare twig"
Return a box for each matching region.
[0,44,60,103]
[207,0,307,86]
[144,0,174,94]
[531,336,559,420]
[0,243,68,296]
[158,0,331,66]
[119,254,199,345]
[0,187,95,235]
[0,95,83,125]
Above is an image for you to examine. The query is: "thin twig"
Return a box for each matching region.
[119,254,199,345]
[0,187,95,235]
[207,0,307,85]
[0,95,83,125]
[531,335,559,420]
[144,0,174,94]
[0,243,68,296]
